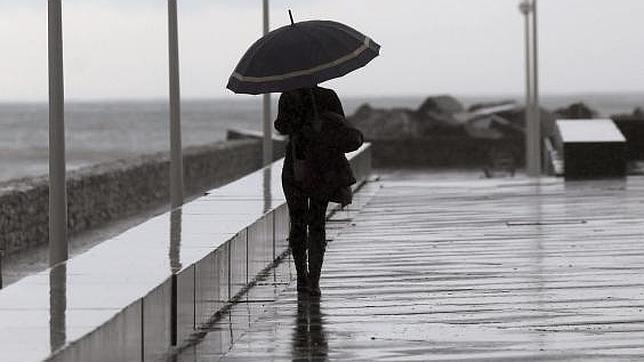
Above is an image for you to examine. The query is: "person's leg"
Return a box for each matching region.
[307,197,329,296]
[283,181,309,292]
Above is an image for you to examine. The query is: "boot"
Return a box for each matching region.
[308,243,325,297]
[291,242,310,294]
[307,201,328,297]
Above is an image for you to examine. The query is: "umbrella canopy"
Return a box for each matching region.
[227,20,380,95]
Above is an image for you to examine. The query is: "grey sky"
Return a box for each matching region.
[1,0,644,101]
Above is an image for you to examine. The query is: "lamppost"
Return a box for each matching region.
[168,0,184,209]
[531,0,542,177]
[519,0,542,177]
[48,0,68,266]
[261,0,273,222]
[262,0,272,166]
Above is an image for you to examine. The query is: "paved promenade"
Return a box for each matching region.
[173,171,644,361]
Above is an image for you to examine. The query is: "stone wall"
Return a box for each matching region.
[0,139,285,256]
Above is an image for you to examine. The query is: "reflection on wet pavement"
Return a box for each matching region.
[173,173,644,361]
[169,183,378,362]
[49,264,66,353]
[292,296,328,362]
[170,209,183,274]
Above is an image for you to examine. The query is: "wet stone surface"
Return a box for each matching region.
[171,172,644,361]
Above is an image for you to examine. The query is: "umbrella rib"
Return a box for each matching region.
[231,37,373,83]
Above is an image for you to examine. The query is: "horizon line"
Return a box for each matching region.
[2,90,644,104]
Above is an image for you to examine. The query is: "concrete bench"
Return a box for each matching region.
[554,119,627,180]
[0,144,372,362]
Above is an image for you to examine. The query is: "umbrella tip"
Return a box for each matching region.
[288,9,295,25]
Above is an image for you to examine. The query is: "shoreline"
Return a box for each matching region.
[0,93,642,184]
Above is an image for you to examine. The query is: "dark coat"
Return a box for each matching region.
[274,87,364,200]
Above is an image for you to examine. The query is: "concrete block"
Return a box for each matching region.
[176,265,195,344]
[142,279,172,360]
[229,231,248,299]
[195,251,222,328]
[50,301,142,362]
[247,215,273,281]
[274,203,290,257]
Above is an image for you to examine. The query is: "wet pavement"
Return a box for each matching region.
[171,171,644,361]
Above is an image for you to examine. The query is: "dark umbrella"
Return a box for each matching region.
[227,12,380,95]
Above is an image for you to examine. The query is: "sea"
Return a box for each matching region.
[1,93,643,184]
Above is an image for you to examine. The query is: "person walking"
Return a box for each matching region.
[275,86,363,296]
[227,15,379,295]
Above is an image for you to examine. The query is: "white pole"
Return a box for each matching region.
[262,0,272,166]
[531,0,542,177]
[48,0,68,266]
[168,0,184,208]
[520,0,533,176]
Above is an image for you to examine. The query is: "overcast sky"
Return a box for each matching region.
[1,0,644,101]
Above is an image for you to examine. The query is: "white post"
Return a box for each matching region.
[519,0,540,177]
[168,0,184,208]
[262,0,272,166]
[520,1,533,176]
[531,0,542,177]
[48,0,68,266]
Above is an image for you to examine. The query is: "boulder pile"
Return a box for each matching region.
[348,95,556,140]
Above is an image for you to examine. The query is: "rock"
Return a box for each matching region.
[611,107,644,160]
[418,95,464,115]
[468,100,516,113]
[416,95,465,128]
[554,102,598,119]
[347,95,562,140]
[611,107,644,121]
[348,103,425,140]
[636,107,644,118]
[498,106,557,137]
